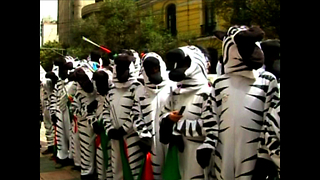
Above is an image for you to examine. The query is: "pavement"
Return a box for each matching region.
[40,122,81,180]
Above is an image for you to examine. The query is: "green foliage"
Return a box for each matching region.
[67,0,178,58]
[213,0,280,39]
[40,41,64,72]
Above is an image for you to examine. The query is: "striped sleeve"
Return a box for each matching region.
[102,95,113,134]
[263,100,280,170]
[257,72,280,161]
[49,86,58,116]
[196,91,219,150]
[132,93,152,138]
[121,82,141,133]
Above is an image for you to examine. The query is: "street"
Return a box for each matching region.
[40,122,81,180]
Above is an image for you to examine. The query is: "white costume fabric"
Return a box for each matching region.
[41,78,55,147]
[71,65,97,176]
[102,60,143,180]
[49,78,72,160]
[159,45,218,179]
[87,68,113,180]
[49,57,75,161]
[132,52,175,179]
[212,26,280,180]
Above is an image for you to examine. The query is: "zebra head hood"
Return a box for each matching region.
[141,52,168,94]
[92,68,112,96]
[166,45,208,93]
[213,25,265,79]
[53,56,74,80]
[112,53,138,88]
[260,39,280,81]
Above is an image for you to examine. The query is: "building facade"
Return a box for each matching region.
[40,17,59,46]
[57,0,95,46]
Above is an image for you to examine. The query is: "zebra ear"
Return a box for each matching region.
[213,30,226,41]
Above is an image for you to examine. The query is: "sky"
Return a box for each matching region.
[40,0,58,22]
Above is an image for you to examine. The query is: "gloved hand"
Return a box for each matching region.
[159,116,175,144]
[138,137,152,155]
[51,114,58,125]
[196,148,213,169]
[92,121,104,135]
[87,100,98,114]
[169,135,184,153]
[108,127,127,140]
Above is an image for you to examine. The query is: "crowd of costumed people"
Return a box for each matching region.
[40,25,280,180]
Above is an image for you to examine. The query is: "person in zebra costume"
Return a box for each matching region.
[131,52,176,179]
[40,73,56,155]
[40,65,54,155]
[69,62,97,179]
[101,53,143,180]
[85,68,112,180]
[159,45,218,180]
[83,54,113,180]
[260,39,280,93]
[47,57,74,168]
[212,25,280,180]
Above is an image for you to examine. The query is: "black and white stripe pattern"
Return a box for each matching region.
[101,59,144,179]
[132,52,175,179]
[258,97,280,178]
[49,79,72,160]
[71,68,97,176]
[159,45,218,179]
[212,26,280,180]
[41,81,55,147]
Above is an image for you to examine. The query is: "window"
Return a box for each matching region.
[166,4,177,36]
[201,0,216,36]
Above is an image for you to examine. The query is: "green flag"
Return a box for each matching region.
[119,138,134,180]
[162,145,181,180]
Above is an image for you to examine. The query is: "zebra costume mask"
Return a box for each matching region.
[113,53,138,88]
[212,26,280,180]
[166,45,208,93]
[213,26,265,79]
[141,52,169,91]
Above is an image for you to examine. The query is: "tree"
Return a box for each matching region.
[213,0,280,39]
[67,0,178,59]
[40,41,65,71]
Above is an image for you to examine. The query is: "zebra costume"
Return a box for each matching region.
[41,77,55,149]
[49,58,74,162]
[159,45,218,180]
[87,67,113,179]
[212,26,280,180]
[70,65,97,177]
[132,52,176,179]
[256,98,280,179]
[101,53,143,180]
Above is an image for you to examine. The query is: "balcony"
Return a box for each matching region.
[81,1,104,19]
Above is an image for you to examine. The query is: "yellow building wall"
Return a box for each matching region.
[137,0,227,49]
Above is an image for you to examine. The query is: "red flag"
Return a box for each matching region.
[95,135,101,149]
[142,152,154,180]
[100,46,111,53]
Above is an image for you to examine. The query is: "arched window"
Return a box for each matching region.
[166,4,177,36]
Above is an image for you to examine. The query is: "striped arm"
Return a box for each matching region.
[49,86,58,116]
[263,100,280,170]
[102,96,114,134]
[132,95,152,138]
[196,92,219,150]
[258,72,280,161]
